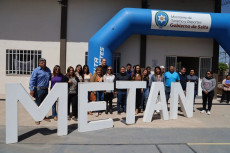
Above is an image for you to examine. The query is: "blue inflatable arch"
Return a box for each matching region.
[88,8,230,73]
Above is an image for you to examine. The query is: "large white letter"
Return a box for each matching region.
[116,81,146,125]
[170,82,194,119]
[6,83,68,144]
[78,82,113,132]
[143,82,169,122]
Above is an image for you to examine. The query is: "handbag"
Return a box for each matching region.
[90,92,96,101]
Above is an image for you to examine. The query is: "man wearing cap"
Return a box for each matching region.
[29,58,52,125]
[160,66,165,75]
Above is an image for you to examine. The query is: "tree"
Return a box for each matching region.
[218,62,229,73]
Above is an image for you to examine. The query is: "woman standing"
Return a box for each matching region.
[83,65,92,82]
[201,71,216,115]
[132,65,142,115]
[141,69,149,112]
[103,66,115,114]
[63,66,80,121]
[150,66,164,113]
[90,66,103,117]
[221,75,230,104]
[75,64,83,82]
[51,65,64,121]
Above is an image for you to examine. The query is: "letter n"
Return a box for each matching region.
[170,82,194,119]
[5,83,68,144]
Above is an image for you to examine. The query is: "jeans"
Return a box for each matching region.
[136,89,142,109]
[141,88,149,109]
[194,90,198,103]
[221,90,230,102]
[34,88,48,106]
[165,87,171,104]
[105,93,113,112]
[52,101,57,117]
[96,91,104,101]
[117,91,127,112]
[202,90,214,111]
[68,94,78,117]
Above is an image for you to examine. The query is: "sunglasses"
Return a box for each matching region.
[108,69,112,70]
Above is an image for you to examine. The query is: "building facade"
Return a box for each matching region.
[0,0,221,98]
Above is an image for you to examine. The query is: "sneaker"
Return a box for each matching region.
[88,111,93,115]
[35,121,40,125]
[67,116,71,120]
[53,116,58,121]
[135,109,139,115]
[72,116,78,121]
[200,110,206,114]
[43,117,51,122]
[95,113,99,117]
[207,111,211,115]
[117,111,121,115]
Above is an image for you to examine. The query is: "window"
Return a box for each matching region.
[165,56,177,71]
[6,49,42,75]
[113,53,121,75]
[199,57,212,79]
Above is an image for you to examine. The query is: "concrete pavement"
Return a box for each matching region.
[0,98,230,153]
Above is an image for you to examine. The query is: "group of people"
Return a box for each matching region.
[29,57,217,125]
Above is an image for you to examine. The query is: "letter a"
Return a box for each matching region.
[143,82,169,122]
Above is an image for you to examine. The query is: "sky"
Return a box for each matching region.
[219,2,230,63]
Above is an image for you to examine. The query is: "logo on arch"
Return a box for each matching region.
[155,11,169,28]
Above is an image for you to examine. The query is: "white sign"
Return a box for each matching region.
[151,10,211,32]
[5,82,194,144]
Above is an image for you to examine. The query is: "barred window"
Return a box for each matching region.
[6,49,42,75]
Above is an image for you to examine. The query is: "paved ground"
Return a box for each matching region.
[0,98,230,153]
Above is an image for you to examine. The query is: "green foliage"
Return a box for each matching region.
[218,62,229,73]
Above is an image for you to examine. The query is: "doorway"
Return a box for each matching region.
[176,57,199,76]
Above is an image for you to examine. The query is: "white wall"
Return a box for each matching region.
[146,36,214,67]
[0,0,61,97]
[66,0,141,67]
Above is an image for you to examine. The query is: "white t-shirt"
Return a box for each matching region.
[103,74,115,93]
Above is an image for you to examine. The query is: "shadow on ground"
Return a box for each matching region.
[18,123,78,142]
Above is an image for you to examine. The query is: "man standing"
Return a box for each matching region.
[187,69,199,106]
[179,67,187,91]
[126,63,133,76]
[164,65,180,104]
[99,58,108,75]
[29,58,51,125]
[146,66,153,89]
[115,66,131,114]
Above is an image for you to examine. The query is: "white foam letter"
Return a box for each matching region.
[6,83,68,144]
[143,82,169,122]
[116,81,146,124]
[78,82,113,132]
[170,82,194,119]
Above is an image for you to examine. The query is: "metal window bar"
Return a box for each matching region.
[6,49,42,75]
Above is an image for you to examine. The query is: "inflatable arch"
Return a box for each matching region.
[88,8,230,73]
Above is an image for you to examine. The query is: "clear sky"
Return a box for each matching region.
[219,2,230,63]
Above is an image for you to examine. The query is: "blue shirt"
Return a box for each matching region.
[29,66,51,91]
[164,71,180,87]
[126,70,133,76]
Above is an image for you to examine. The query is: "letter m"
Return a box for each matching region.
[5,83,68,144]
